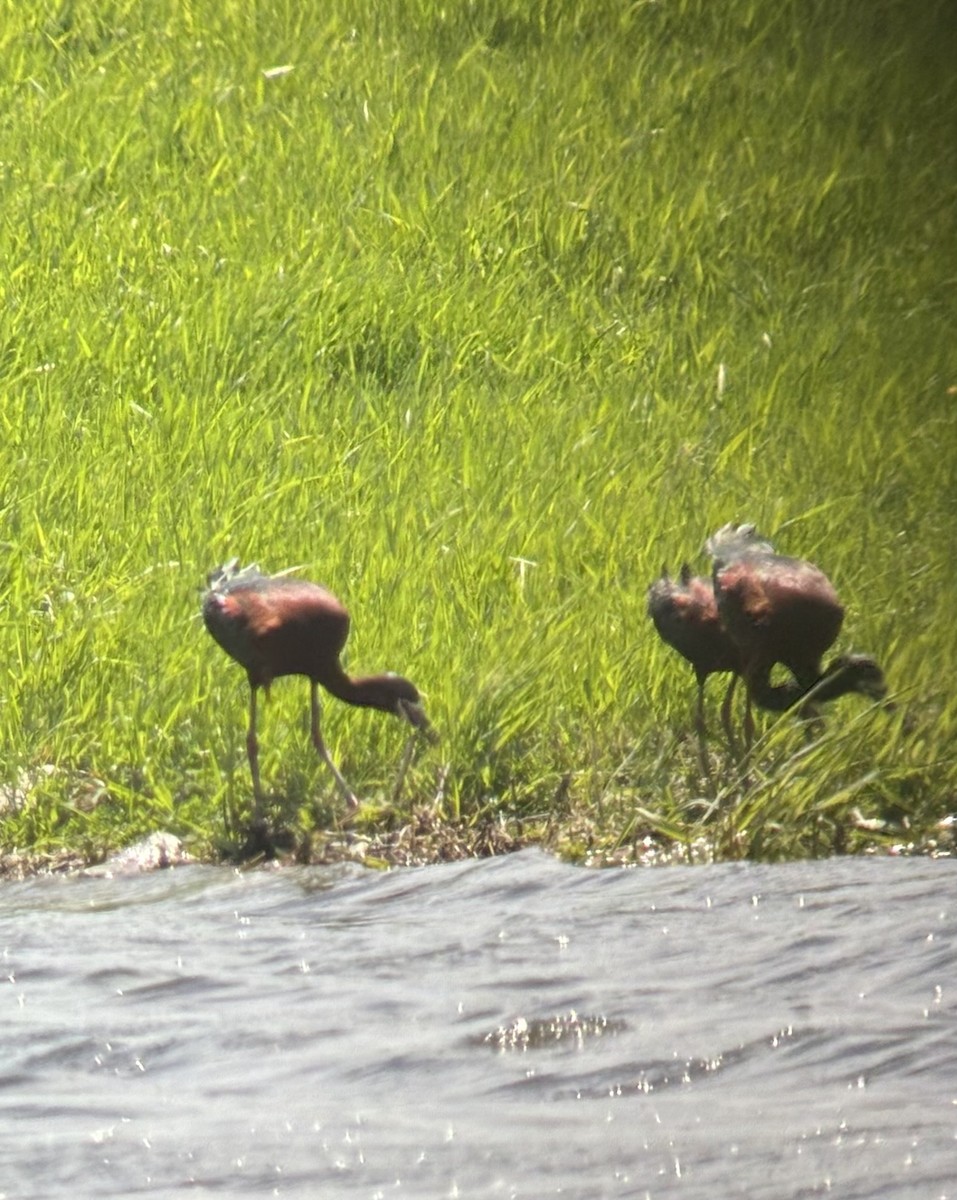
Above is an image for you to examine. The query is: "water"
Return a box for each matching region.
[1,850,954,1199]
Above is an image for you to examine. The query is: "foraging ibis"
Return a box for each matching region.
[203,560,430,813]
[647,564,745,751]
[706,524,887,742]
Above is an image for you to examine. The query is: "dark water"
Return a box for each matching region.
[1,850,954,1199]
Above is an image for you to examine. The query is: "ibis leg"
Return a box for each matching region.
[693,680,712,781]
[245,684,265,815]
[310,683,359,809]
[390,729,418,806]
[743,691,755,750]
[693,680,707,740]
[720,675,740,756]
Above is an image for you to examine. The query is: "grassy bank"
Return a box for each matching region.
[0,0,955,870]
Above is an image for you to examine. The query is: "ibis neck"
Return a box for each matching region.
[320,665,397,714]
[747,659,861,713]
[746,675,805,713]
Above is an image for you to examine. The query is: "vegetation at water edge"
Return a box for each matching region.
[0,0,954,869]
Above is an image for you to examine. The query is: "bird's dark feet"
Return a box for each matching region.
[335,798,361,829]
[235,816,295,862]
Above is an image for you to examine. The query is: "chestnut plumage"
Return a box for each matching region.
[647,564,745,748]
[706,524,887,741]
[203,560,430,812]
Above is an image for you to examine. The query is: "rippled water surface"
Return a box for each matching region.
[1,850,954,1198]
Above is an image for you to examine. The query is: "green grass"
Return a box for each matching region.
[1,0,955,866]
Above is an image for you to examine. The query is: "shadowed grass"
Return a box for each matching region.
[0,0,955,868]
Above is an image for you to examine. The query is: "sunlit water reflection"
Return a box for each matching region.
[2,850,954,1198]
